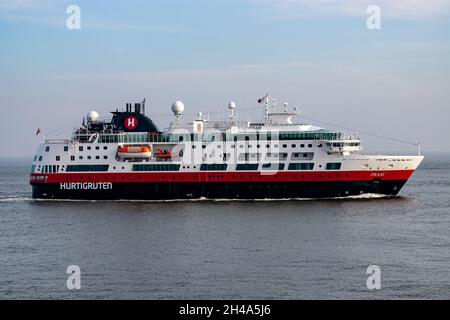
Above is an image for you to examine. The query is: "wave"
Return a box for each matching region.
[0,197,34,202]
[0,193,396,203]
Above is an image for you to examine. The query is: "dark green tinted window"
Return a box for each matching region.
[236,164,259,171]
[132,164,180,171]
[288,163,314,170]
[279,132,338,140]
[326,163,342,170]
[262,163,285,170]
[66,165,109,172]
[200,164,228,171]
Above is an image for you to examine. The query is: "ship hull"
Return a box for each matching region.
[32,179,408,200]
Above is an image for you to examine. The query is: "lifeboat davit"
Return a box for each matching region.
[117,146,152,159]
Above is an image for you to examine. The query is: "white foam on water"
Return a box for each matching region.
[211,193,394,202]
[0,197,34,202]
[0,193,395,203]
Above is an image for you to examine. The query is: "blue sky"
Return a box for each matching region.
[1,0,450,156]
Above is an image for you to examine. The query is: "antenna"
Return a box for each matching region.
[264,93,270,121]
[142,98,146,115]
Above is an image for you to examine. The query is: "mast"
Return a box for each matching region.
[142,98,146,115]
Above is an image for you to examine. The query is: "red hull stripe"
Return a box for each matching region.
[30,170,415,184]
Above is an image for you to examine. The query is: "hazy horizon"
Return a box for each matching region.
[1,0,449,157]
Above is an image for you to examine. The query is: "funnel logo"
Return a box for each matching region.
[124,115,138,130]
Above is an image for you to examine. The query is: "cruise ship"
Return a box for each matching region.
[30,96,424,200]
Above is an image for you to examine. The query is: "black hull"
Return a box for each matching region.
[32,180,408,200]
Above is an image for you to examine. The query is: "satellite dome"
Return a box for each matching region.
[86,111,100,123]
[171,101,185,115]
[228,101,236,109]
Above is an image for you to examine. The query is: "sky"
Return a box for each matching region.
[0,0,449,157]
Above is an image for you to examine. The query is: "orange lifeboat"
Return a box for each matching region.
[117,146,152,159]
[156,148,175,159]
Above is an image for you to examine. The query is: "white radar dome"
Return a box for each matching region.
[171,101,185,115]
[228,101,236,109]
[86,111,100,123]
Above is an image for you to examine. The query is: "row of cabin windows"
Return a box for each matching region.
[262,163,285,170]
[288,163,315,171]
[326,142,360,147]
[70,155,108,161]
[213,153,313,161]
[54,155,108,161]
[45,145,108,152]
[236,164,259,171]
[326,163,342,170]
[42,162,341,173]
[193,143,315,149]
[66,165,109,172]
[45,141,317,154]
[37,162,338,173]
[97,132,339,143]
[200,164,228,171]
[133,164,181,172]
[77,145,108,151]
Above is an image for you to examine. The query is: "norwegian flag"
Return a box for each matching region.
[35,128,42,136]
[257,93,269,104]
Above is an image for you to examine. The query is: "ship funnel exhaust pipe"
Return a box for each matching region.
[135,103,141,114]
